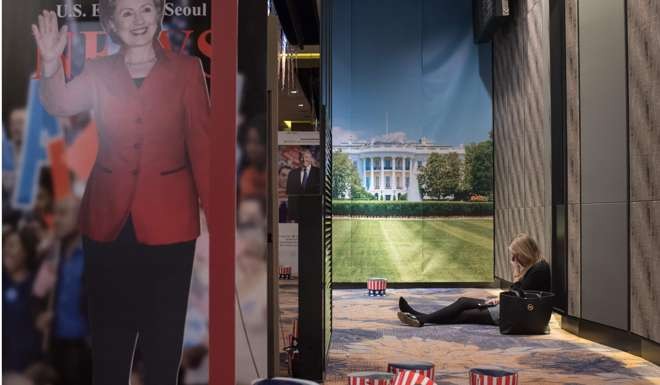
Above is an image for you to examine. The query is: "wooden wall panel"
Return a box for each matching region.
[628,0,660,343]
[628,0,660,202]
[565,0,581,318]
[630,201,660,342]
[567,203,581,316]
[493,0,551,282]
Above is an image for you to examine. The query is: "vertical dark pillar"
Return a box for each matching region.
[549,0,568,313]
[297,195,324,381]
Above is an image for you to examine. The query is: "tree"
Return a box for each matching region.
[351,184,373,200]
[464,139,493,199]
[332,151,374,200]
[332,151,352,199]
[418,152,463,200]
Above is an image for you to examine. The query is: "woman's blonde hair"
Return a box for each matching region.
[509,233,543,282]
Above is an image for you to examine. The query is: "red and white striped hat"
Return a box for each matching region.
[347,371,394,385]
[468,368,518,385]
[392,370,436,385]
[387,361,434,381]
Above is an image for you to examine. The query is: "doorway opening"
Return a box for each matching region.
[328,0,495,284]
[270,0,495,381]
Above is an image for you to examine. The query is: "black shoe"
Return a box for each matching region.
[399,297,424,317]
[397,311,423,327]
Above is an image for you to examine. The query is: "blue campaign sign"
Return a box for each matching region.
[12,78,62,209]
[2,126,15,171]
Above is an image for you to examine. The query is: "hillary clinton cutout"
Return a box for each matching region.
[33,1,209,383]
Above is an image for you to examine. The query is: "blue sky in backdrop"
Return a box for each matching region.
[332,0,492,147]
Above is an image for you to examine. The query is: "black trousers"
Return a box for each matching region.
[419,297,495,325]
[50,338,92,385]
[83,216,195,385]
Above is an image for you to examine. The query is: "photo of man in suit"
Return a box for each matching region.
[285,148,321,222]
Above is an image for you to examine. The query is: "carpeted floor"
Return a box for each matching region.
[279,279,299,375]
[324,288,660,385]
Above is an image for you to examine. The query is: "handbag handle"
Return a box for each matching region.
[509,289,542,299]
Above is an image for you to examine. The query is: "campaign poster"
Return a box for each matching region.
[235,0,268,383]
[2,1,214,384]
[277,145,322,224]
[276,128,321,376]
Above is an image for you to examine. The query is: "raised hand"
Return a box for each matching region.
[32,10,68,75]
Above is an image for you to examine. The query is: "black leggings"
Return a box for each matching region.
[417,297,495,325]
[83,216,195,385]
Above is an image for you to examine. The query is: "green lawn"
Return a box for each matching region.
[332,217,494,282]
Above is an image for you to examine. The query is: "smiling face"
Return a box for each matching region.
[301,150,314,168]
[109,0,161,48]
[278,167,291,188]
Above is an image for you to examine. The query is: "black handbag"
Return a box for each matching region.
[499,289,555,335]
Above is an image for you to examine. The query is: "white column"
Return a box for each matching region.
[397,156,402,194]
[393,157,398,198]
[370,157,374,192]
[406,157,410,188]
[380,156,385,200]
[362,158,366,188]
[402,157,406,187]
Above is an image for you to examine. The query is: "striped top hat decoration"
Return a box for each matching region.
[279,266,292,279]
[387,361,435,381]
[252,378,320,385]
[393,371,437,385]
[347,371,394,385]
[469,368,518,385]
[285,320,300,376]
[367,278,388,296]
[289,319,298,348]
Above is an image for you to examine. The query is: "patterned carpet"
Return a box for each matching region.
[324,288,660,385]
[279,279,299,375]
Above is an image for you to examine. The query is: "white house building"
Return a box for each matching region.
[334,138,464,201]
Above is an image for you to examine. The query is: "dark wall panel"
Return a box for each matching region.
[578,0,628,205]
[581,203,629,330]
[577,0,629,329]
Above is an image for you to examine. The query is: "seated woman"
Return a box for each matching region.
[398,233,551,327]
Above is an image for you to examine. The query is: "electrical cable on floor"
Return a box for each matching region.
[235,285,261,378]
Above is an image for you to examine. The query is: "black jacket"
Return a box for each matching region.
[286,166,321,195]
[510,260,551,292]
[285,166,321,222]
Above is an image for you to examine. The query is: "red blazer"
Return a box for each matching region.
[40,43,210,245]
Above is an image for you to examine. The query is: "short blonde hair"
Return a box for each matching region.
[509,233,543,281]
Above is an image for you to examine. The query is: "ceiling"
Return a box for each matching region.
[277,46,320,131]
[273,0,321,131]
